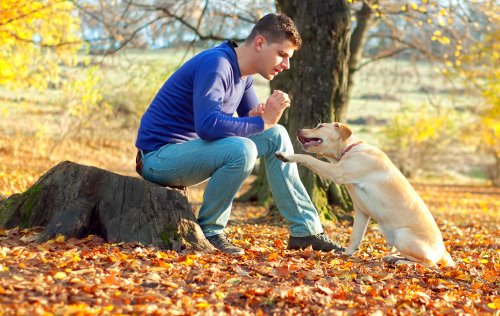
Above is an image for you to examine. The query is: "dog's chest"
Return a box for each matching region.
[346,181,395,223]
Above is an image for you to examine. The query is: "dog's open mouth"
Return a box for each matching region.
[298,135,323,146]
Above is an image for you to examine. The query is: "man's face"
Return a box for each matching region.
[255,37,296,80]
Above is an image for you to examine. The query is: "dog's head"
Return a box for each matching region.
[296,122,353,156]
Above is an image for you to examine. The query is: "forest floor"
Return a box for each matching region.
[0,134,499,315]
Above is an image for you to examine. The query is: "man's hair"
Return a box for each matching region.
[246,13,302,49]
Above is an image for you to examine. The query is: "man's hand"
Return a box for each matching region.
[261,90,290,130]
[248,103,265,117]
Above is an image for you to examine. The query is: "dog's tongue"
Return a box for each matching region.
[305,138,322,145]
[299,135,322,145]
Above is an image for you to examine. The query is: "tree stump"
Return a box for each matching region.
[0,161,215,252]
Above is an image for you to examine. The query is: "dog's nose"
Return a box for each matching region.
[296,129,302,135]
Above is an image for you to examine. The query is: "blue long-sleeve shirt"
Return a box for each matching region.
[136,41,265,151]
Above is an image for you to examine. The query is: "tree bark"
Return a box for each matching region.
[275,0,351,124]
[347,0,376,105]
[247,0,352,219]
[0,161,215,252]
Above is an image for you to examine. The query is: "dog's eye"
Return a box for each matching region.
[317,124,324,129]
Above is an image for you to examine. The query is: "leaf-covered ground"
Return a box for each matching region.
[0,183,498,315]
[0,135,499,315]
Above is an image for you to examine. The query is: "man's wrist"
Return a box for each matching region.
[263,123,275,130]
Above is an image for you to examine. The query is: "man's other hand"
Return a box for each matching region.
[248,103,265,117]
[262,90,290,130]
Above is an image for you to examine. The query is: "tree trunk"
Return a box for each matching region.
[247,0,352,219]
[347,0,376,105]
[274,0,351,123]
[0,161,215,252]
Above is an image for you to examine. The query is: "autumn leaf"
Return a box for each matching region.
[272,265,290,278]
[53,272,67,280]
[234,266,250,277]
[195,300,210,309]
[225,278,242,286]
[267,252,279,261]
[488,298,500,310]
[273,239,285,248]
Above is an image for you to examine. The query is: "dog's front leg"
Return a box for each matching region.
[345,210,370,256]
[275,152,309,164]
[275,152,347,184]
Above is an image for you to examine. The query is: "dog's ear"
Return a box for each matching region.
[334,123,352,141]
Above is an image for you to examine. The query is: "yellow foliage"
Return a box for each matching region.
[54,66,109,140]
[381,107,461,176]
[62,66,105,117]
[453,28,500,184]
[0,0,82,89]
[383,107,458,147]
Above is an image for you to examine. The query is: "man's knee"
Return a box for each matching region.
[267,124,289,139]
[226,137,258,172]
[266,124,293,150]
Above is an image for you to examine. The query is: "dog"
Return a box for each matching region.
[275,122,454,267]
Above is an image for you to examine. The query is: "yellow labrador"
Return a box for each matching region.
[275,122,454,267]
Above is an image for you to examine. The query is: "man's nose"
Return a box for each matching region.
[281,57,290,69]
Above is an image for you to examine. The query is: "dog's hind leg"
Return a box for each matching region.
[383,254,437,268]
[393,233,439,268]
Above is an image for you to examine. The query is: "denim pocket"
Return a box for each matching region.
[146,167,182,187]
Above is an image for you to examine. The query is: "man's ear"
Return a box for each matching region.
[335,123,352,141]
[254,35,265,51]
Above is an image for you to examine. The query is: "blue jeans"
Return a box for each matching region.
[141,125,323,237]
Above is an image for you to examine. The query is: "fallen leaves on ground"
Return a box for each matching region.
[0,184,499,315]
[0,134,499,315]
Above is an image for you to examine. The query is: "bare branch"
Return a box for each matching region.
[354,47,410,71]
[102,15,166,55]
[350,0,376,73]
[195,0,210,33]
[69,0,103,23]
[120,0,133,20]
[6,30,81,48]
[214,11,259,24]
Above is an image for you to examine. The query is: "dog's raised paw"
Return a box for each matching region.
[275,151,289,162]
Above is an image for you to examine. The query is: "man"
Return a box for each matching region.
[135,13,344,255]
